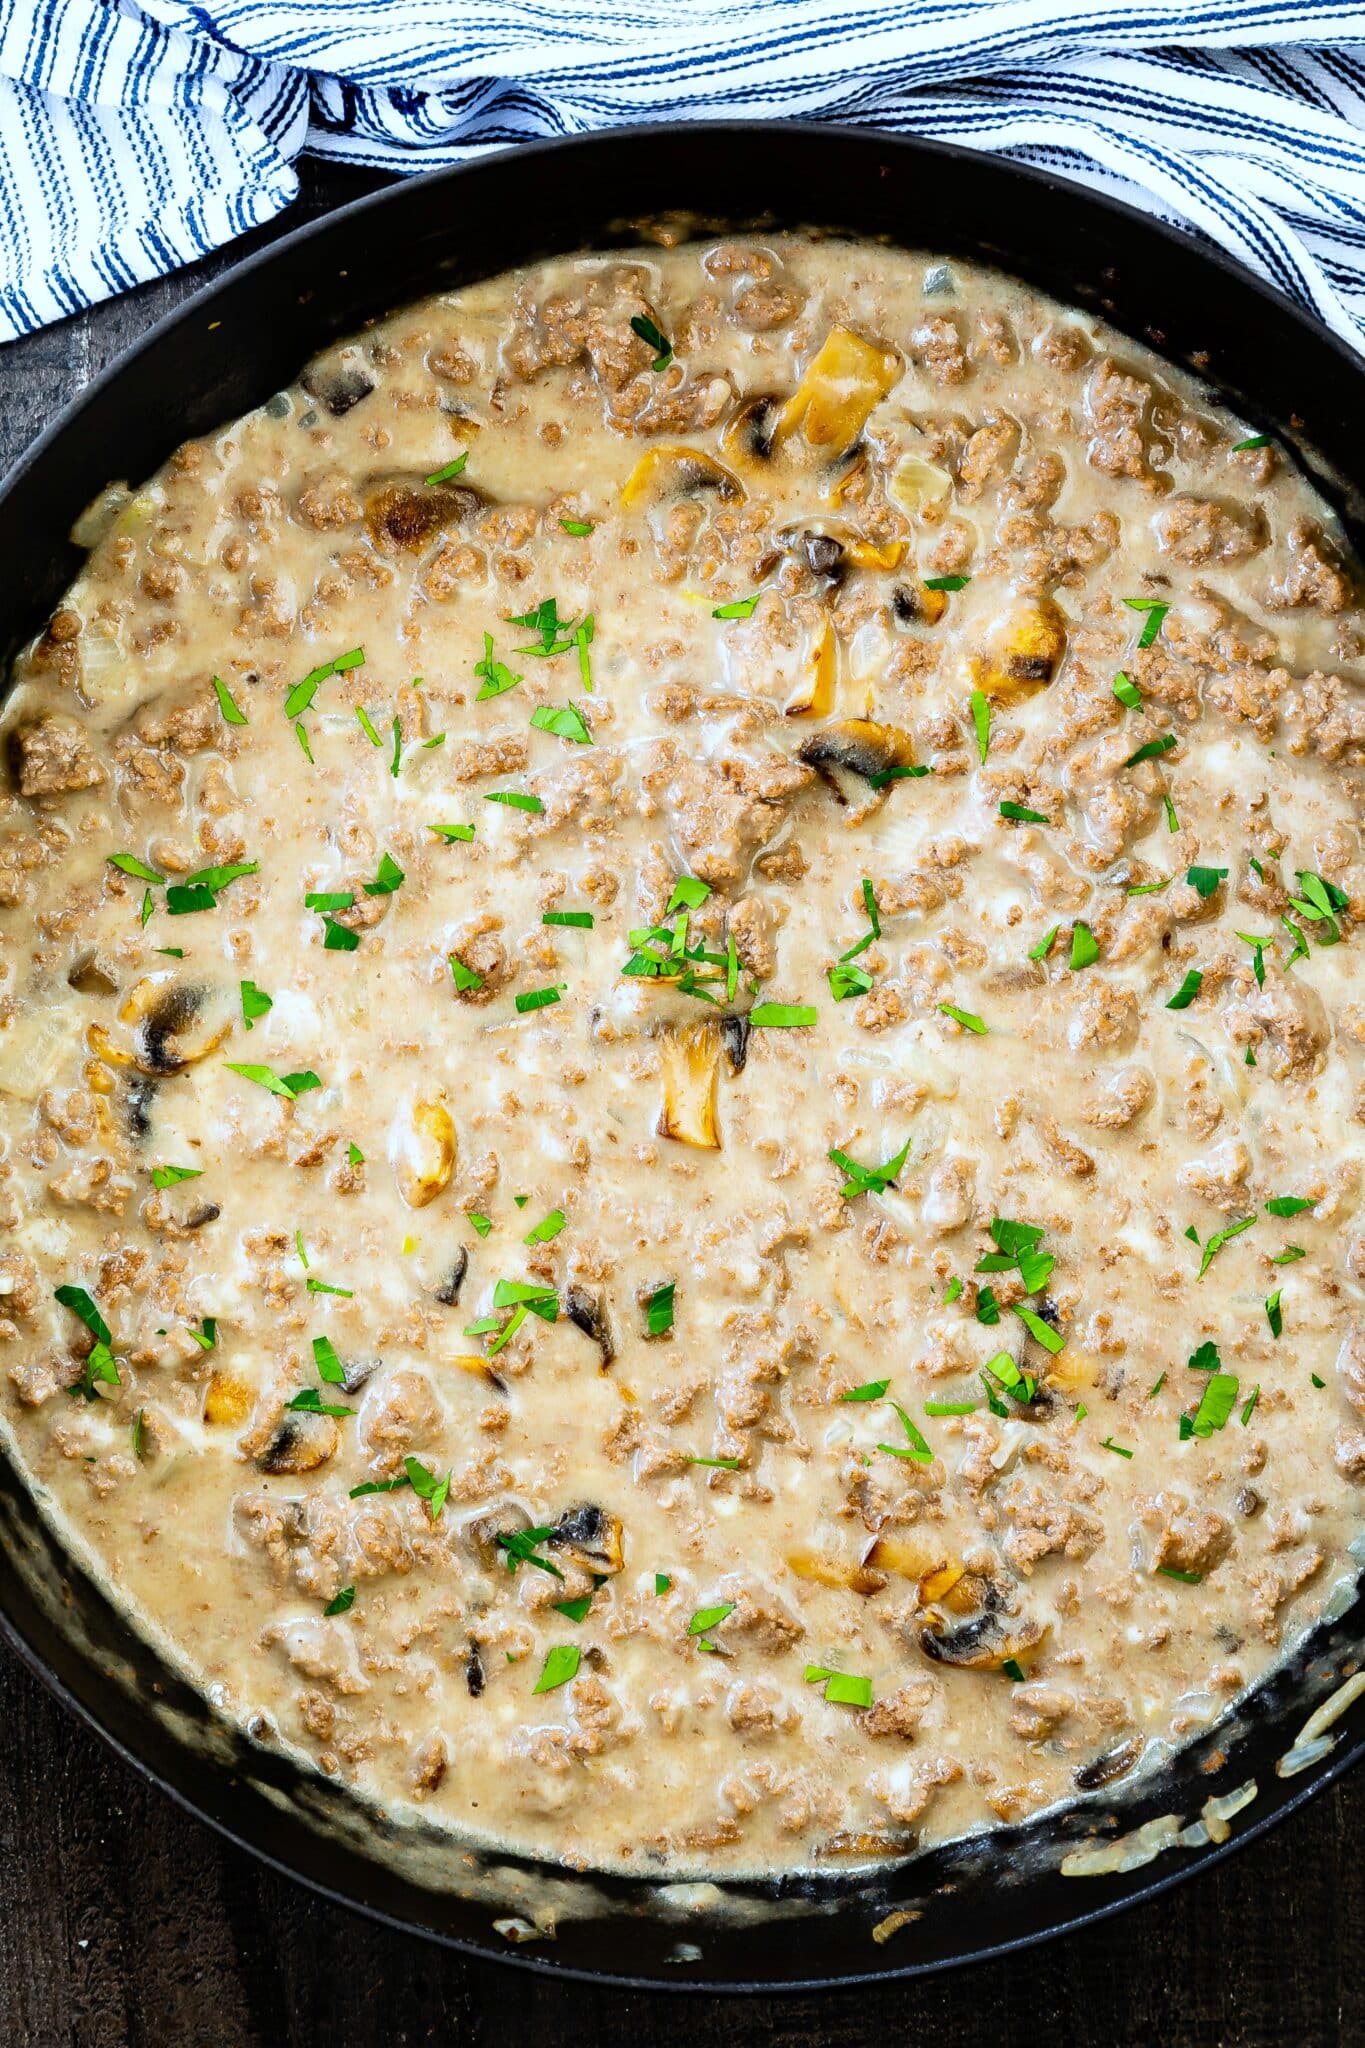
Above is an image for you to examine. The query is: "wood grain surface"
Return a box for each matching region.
[2,156,1362,2048]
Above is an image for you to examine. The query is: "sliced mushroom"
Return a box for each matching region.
[301,355,375,416]
[656,1019,722,1149]
[865,1535,972,1611]
[125,1077,157,1140]
[466,1642,486,1698]
[203,1371,253,1426]
[364,477,486,553]
[93,978,233,1076]
[620,445,744,509]
[797,719,918,803]
[719,395,778,473]
[891,581,950,627]
[1073,1736,1144,1791]
[786,1547,887,1596]
[784,617,838,719]
[453,1353,508,1393]
[917,1580,1048,1671]
[435,1248,469,1306]
[772,327,901,457]
[970,597,1067,703]
[392,1099,456,1209]
[67,950,119,996]
[548,1503,624,1576]
[720,1012,751,1074]
[257,1412,338,1474]
[566,1285,615,1368]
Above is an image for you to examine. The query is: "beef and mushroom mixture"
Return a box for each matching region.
[2,235,1364,1878]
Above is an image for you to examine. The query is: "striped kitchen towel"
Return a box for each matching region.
[3,1,1365,345]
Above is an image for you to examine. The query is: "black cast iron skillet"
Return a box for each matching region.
[2,122,1364,1992]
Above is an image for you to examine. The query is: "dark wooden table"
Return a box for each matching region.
[3,156,1363,2048]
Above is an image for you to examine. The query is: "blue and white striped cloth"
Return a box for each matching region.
[4,1,1365,346]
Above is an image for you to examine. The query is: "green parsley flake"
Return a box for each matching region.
[688,1456,740,1469]
[868,763,933,789]
[840,1379,891,1403]
[485,789,544,813]
[151,1164,202,1190]
[712,593,761,620]
[1191,1373,1239,1436]
[285,646,364,720]
[1266,1290,1284,1339]
[430,822,476,842]
[533,1644,581,1693]
[924,574,971,592]
[1068,922,1100,972]
[543,908,594,929]
[515,983,565,1014]
[1122,598,1170,647]
[1267,1195,1315,1218]
[1101,1436,1134,1459]
[560,518,594,537]
[553,1595,593,1623]
[404,1455,452,1521]
[805,1666,874,1708]
[688,1602,735,1636]
[312,1335,346,1384]
[1273,1244,1306,1266]
[525,1208,566,1246]
[630,313,673,371]
[645,1282,675,1336]
[324,1586,356,1616]
[1165,969,1203,1011]
[999,801,1051,825]
[938,1002,987,1034]
[655,1574,671,1595]
[975,1286,1001,1326]
[424,452,469,485]
[1015,1304,1065,1355]
[530,702,593,745]
[829,1138,910,1201]
[925,1398,977,1416]
[363,851,405,896]
[224,1062,322,1100]
[1125,733,1177,767]
[1197,1214,1255,1280]
[969,689,990,764]
[1028,925,1059,962]
[1187,865,1228,899]
[323,917,360,953]
[468,1212,492,1238]
[55,1284,111,1347]
[286,1388,351,1419]
[879,1401,934,1465]
[108,853,164,883]
[749,1002,817,1028]
[1241,1385,1261,1425]
[1233,434,1270,451]
[1158,1566,1203,1585]
[1113,671,1142,710]
[212,674,248,726]
[355,705,382,747]
[240,979,272,1029]
[496,1527,563,1579]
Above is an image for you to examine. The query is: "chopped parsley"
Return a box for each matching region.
[969,689,990,764]
[524,1207,566,1245]
[1165,969,1203,1011]
[553,1595,593,1623]
[1158,1566,1203,1585]
[286,1388,351,1419]
[474,632,522,701]
[468,1212,492,1238]
[999,801,1051,824]
[430,822,476,842]
[1101,1436,1134,1459]
[530,702,593,745]
[1190,1373,1239,1436]
[1068,922,1100,972]
[805,1666,873,1708]
[224,1063,322,1100]
[533,1645,581,1693]
[1015,1303,1065,1355]
[1124,734,1177,767]
[938,1003,987,1034]
[1197,1214,1255,1280]
[1187,865,1228,900]
[212,674,248,726]
[829,1138,911,1201]
[1122,598,1169,647]
[543,908,594,929]
[1113,671,1142,710]
[712,594,762,620]
[879,1401,934,1464]
[646,1283,675,1336]
[1028,925,1059,961]
[841,1379,891,1403]
[404,1455,452,1521]
[240,979,272,1029]
[424,452,469,485]
[925,1397,977,1416]
[1188,1341,1221,1373]
[749,1002,817,1028]
[485,789,544,814]
[188,1317,217,1352]
[496,1527,564,1580]
[924,574,970,592]
[830,963,874,1001]
[869,763,933,788]
[688,1603,735,1636]
[1273,1245,1306,1265]
[449,956,484,994]
[975,1286,1001,1326]
[655,1574,671,1595]
[108,852,163,883]
[1265,1290,1284,1339]
[515,983,565,1014]
[630,313,673,372]
[362,851,404,896]
[688,1455,740,1470]
[1287,869,1349,945]
[312,1335,346,1384]
[1233,434,1270,451]
[1241,1385,1261,1425]
[151,1164,202,1190]
[355,705,382,747]
[1267,1195,1315,1218]
[324,1586,356,1616]
[560,518,594,537]
[55,1284,111,1346]
[165,861,259,916]
[285,646,364,720]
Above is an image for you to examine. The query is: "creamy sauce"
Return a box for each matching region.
[2,235,1364,1882]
